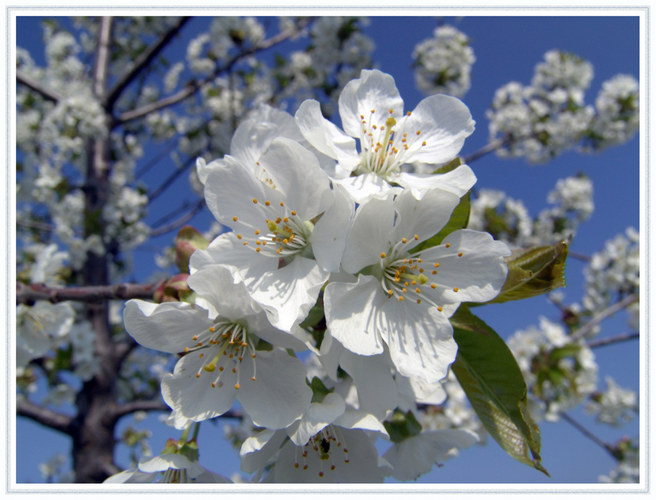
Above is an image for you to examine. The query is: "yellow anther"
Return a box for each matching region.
[432,270,438,275]
[458,252,464,257]
[252,198,258,204]
[380,252,387,258]
[414,234,419,240]
[398,296,405,301]
[254,229,260,235]
[417,299,422,304]
[192,335,199,341]
[402,237,408,244]
[265,200,271,206]
[195,373,200,378]
[445,243,451,248]
[370,109,375,114]
[251,376,256,381]
[209,327,215,332]
[234,383,240,390]
[387,289,394,295]
[291,210,297,216]
[431,283,437,289]
[232,216,238,222]
[280,201,285,206]
[184,347,190,353]
[211,382,216,388]
[402,288,407,293]
[236,234,242,240]
[416,130,422,135]
[416,288,421,293]
[389,109,394,113]
[453,287,459,292]
[255,248,261,253]
[283,217,289,223]
[422,141,427,146]
[434,262,441,268]
[437,306,443,312]
[406,111,412,116]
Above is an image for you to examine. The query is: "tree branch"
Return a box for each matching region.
[16,70,63,102]
[559,412,619,460]
[114,18,312,126]
[16,281,163,305]
[572,294,639,341]
[105,17,192,110]
[17,399,74,435]
[588,331,639,349]
[149,199,206,237]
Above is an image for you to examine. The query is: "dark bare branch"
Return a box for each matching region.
[17,399,74,435]
[16,70,63,102]
[16,281,163,305]
[115,18,313,126]
[106,17,192,110]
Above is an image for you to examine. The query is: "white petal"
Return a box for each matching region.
[341,194,395,273]
[420,229,511,304]
[123,300,212,354]
[334,409,389,437]
[248,256,329,333]
[324,276,386,356]
[399,94,475,165]
[189,232,275,278]
[383,429,478,481]
[334,172,402,204]
[396,163,477,199]
[338,69,404,139]
[310,183,354,273]
[408,376,448,405]
[186,265,261,320]
[240,429,287,475]
[295,99,359,173]
[256,137,334,220]
[392,187,461,245]
[289,393,346,446]
[236,349,312,430]
[161,352,238,429]
[378,298,458,382]
[203,156,276,229]
[340,350,398,420]
[230,104,302,167]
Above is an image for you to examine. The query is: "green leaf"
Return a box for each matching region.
[309,376,333,403]
[383,409,422,443]
[450,306,549,476]
[489,240,568,304]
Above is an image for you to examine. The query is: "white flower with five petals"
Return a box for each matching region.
[123,265,312,431]
[193,137,353,333]
[295,68,477,202]
[324,188,510,383]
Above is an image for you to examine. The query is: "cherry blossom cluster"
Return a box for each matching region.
[120,69,512,482]
[487,50,638,163]
[467,174,594,248]
[412,24,475,98]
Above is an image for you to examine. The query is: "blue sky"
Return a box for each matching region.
[15,14,641,484]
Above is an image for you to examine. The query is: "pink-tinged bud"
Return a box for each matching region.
[154,273,191,303]
[175,226,209,273]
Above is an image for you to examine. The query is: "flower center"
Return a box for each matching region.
[185,319,257,390]
[375,236,463,311]
[292,426,350,478]
[354,109,428,179]
[232,199,315,260]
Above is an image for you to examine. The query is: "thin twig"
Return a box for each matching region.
[16,281,163,305]
[462,137,507,164]
[17,399,74,435]
[559,411,619,460]
[16,70,63,103]
[149,199,206,237]
[148,156,195,202]
[115,18,312,126]
[106,17,192,110]
[588,332,639,349]
[572,294,639,341]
